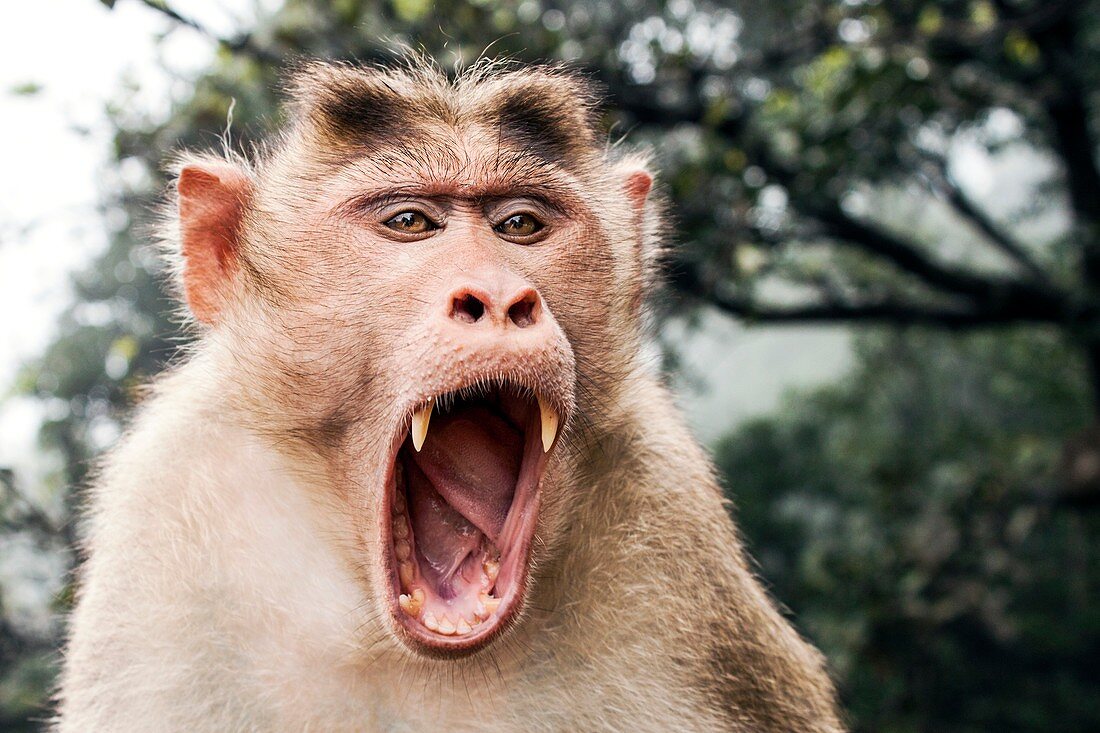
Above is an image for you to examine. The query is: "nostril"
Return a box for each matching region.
[507,291,540,328]
[451,293,486,324]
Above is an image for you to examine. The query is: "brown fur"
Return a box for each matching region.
[55,58,843,731]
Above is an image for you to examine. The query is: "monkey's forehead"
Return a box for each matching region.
[273,123,598,212]
[287,60,603,173]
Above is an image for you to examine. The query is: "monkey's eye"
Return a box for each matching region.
[384,210,437,234]
[494,213,544,239]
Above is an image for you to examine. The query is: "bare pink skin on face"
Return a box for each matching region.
[379,264,572,650]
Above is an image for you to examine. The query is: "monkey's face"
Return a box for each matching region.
[349,196,576,657]
[176,66,652,658]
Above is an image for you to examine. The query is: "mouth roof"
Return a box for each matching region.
[390,384,556,644]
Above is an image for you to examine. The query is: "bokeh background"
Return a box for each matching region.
[2,0,1098,730]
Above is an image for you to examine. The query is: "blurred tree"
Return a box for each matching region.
[716,329,1099,732]
[0,469,62,731]
[2,0,1099,728]
[117,0,1100,413]
[100,0,1100,499]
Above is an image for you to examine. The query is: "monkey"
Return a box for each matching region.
[54,58,844,732]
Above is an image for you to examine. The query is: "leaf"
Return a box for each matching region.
[391,0,430,23]
[9,81,43,96]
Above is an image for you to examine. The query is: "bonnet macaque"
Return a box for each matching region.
[56,59,843,732]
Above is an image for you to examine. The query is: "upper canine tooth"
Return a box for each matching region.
[538,396,559,453]
[411,398,435,452]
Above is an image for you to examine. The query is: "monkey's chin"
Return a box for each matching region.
[382,381,557,657]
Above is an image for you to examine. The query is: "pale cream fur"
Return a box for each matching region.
[57,339,840,731]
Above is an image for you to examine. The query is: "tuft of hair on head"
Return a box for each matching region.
[282,55,606,169]
[284,57,452,150]
[458,58,604,165]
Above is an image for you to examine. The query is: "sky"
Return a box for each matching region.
[0,0,276,485]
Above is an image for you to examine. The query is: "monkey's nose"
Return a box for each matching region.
[447,284,543,329]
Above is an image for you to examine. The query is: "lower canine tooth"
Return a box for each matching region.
[538,396,559,453]
[412,588,425,604]
[399,594,419,617]
[481,595,501,615]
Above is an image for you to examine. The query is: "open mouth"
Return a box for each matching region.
[386,381,559,653]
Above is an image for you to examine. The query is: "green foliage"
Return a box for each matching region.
[8,82,43,97]
[716,330,1098,732]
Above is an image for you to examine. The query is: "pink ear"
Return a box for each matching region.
[177,163,252,324]
[622,169,654,316]
[624,170,653,213]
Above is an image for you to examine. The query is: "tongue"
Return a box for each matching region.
[410,404,522,544]
[405,457,481,599]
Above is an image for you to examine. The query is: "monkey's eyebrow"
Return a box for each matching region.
[335,185,579,218]
[335,191,449,216]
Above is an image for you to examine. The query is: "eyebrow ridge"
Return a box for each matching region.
[336,184,579,217]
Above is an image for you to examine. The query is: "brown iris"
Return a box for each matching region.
[385,211,435,233]
[494,213,543,237]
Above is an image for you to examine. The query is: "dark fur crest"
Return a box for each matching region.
[286,57,602,169]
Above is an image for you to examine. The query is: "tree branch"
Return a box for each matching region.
[666,255,1071,329]
[130,0,282,64]
[713,139,1067,314]
[1027,6,1100,286]
[0,469,59,539]
[707,294,1063,329]
[917,154,1056,286]
[809,202,1063,318]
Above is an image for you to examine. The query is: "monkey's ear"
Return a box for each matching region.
[176,161,252,324]
[623,169,654,215]
[614,159,660,316]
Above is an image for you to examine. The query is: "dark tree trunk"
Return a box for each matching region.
[1086,337,1100,419]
